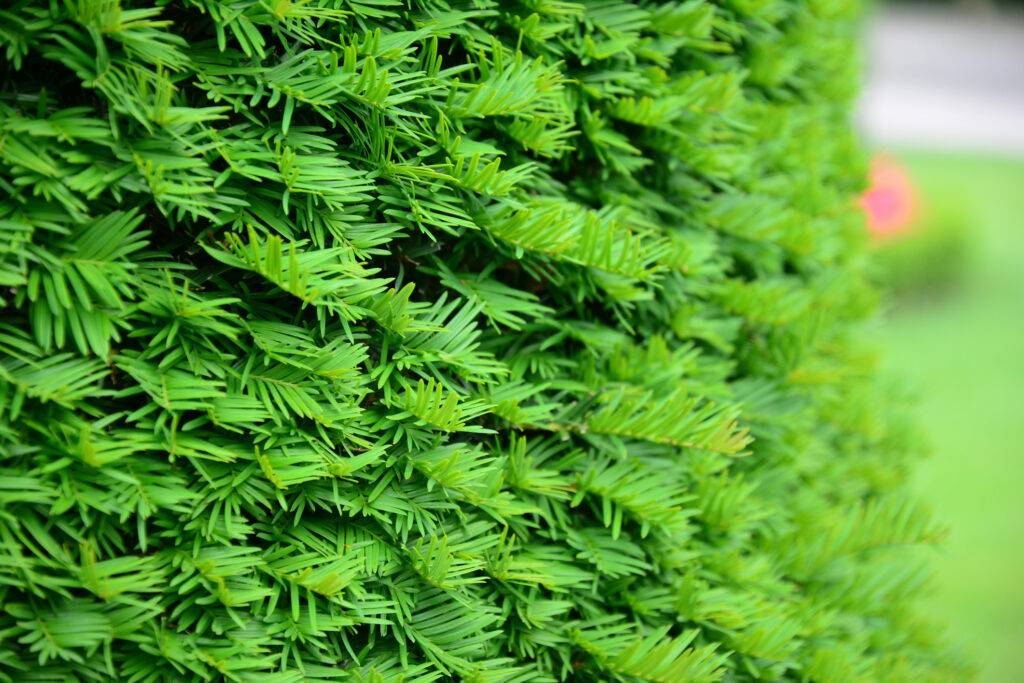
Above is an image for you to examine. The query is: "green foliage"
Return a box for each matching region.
[0,0,966,681]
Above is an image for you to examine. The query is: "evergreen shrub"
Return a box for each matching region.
[0,0,966,680]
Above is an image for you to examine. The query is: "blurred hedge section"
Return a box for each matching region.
[0,1,966,681]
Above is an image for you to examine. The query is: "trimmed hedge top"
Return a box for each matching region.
[0,0,964,681]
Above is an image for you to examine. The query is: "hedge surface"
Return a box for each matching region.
[0,0,966,681]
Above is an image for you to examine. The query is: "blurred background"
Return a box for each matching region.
[858,2,1024,680]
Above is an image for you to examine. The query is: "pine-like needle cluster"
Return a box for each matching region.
[0,1,966,681]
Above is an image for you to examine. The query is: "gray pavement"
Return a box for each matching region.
[858,7,1024,155]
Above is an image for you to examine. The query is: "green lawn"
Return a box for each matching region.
[872,151,1024,682]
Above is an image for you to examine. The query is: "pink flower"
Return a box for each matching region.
[860,153,919,238]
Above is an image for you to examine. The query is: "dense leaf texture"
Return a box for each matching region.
[0,0,965,681]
